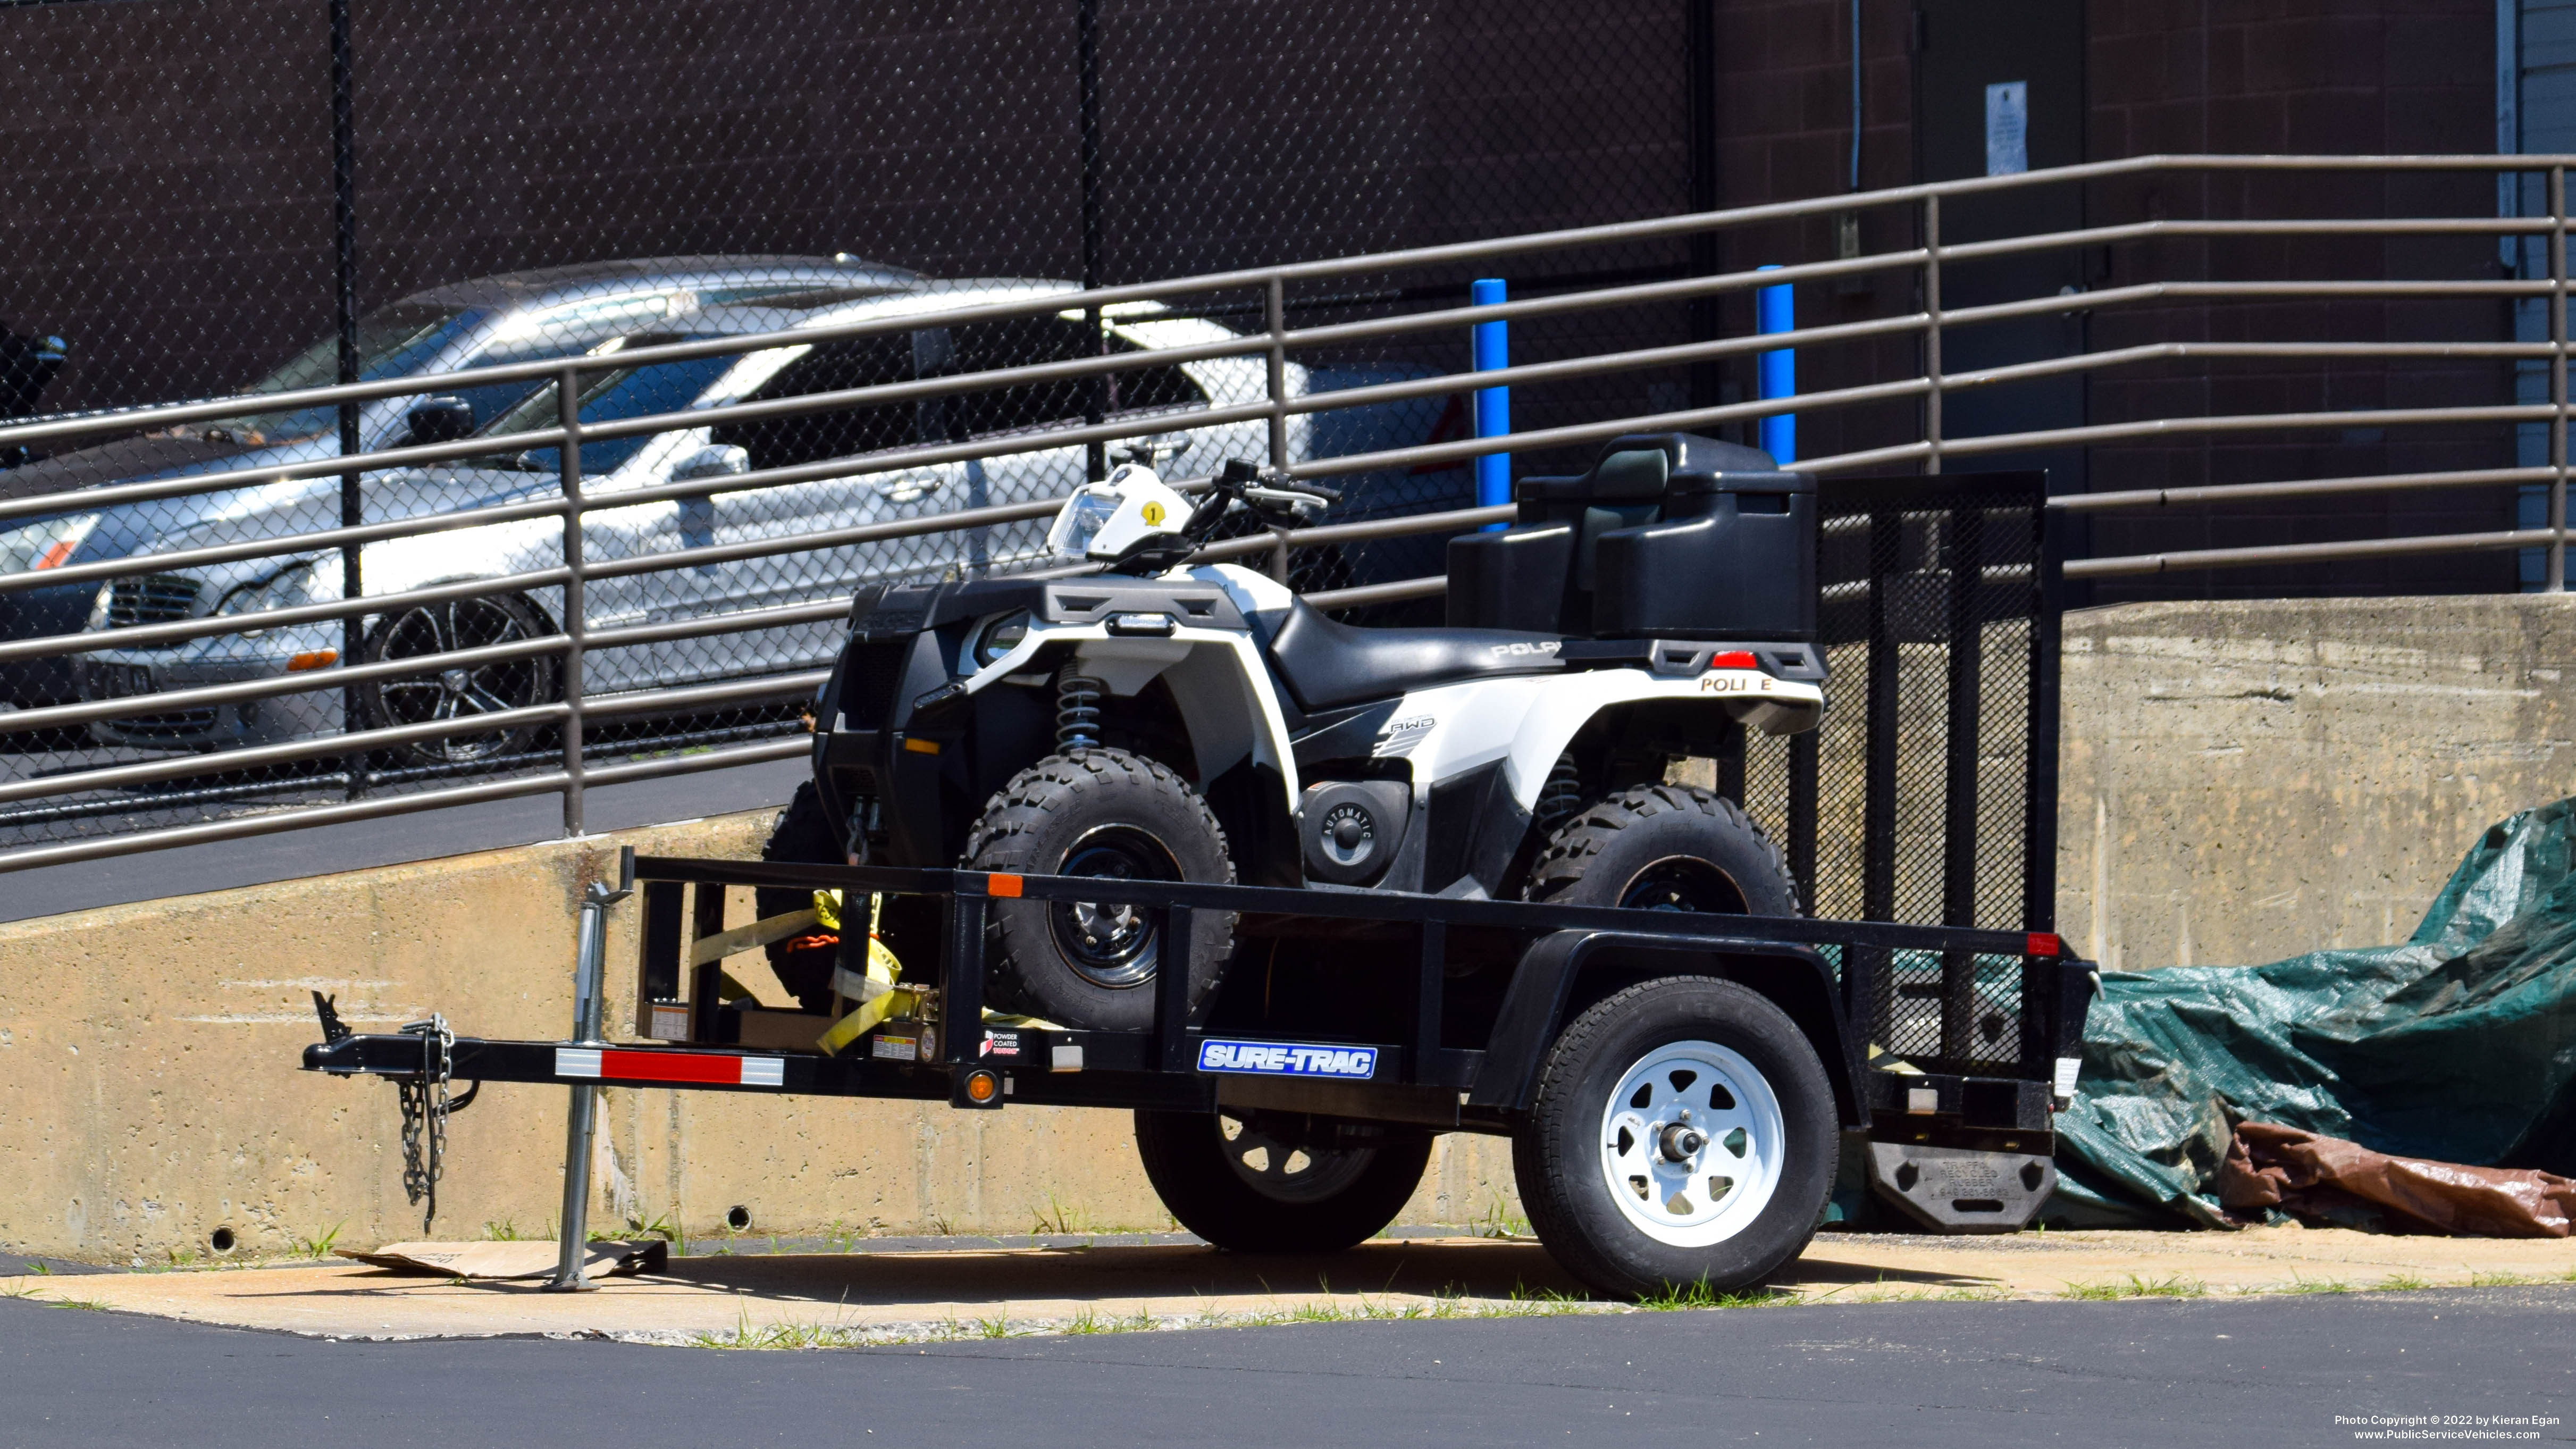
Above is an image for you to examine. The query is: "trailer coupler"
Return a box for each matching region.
[312,991,482,1234]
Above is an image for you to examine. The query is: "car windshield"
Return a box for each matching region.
[208,303,481,444]
[480,341,741,476]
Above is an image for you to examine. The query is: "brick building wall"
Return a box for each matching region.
[1694,0,2514,599]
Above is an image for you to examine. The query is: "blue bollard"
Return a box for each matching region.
[1756,265,1795,465]
[1472,278,1510,524]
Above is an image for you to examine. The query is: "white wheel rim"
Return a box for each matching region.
[1598,1038,1785,1247]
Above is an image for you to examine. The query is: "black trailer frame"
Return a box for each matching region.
[306,846,2093,1155]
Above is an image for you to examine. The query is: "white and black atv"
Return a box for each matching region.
[761,432,1827,1038]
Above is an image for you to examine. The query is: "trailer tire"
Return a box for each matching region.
[1514,976,1835,1299]
[1135,1109,1432,1254]
[1525,785,1798,917]
[755,782,844,1014]
[967,749,1234,1031]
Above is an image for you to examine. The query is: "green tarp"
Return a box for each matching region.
[2054,798,2576,1228]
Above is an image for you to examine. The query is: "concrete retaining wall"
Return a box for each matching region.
[0,813,1516,1264]
[2057,593,2576,970]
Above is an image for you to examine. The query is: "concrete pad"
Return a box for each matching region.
[7,1227,2573,1344]
[0,1238,1591,1342]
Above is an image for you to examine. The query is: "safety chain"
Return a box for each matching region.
[396,1014,455,1233]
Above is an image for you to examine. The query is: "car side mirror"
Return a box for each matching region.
[672,443,750,482]
[404,397,475,446]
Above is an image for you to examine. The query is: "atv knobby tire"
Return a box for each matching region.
[1525,784,1799,916]
[1514,977,1836,1299]
[967,749,1235,1030]
[1135,1109,1432,1254]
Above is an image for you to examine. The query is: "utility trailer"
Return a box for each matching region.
[303,844,2095,1299]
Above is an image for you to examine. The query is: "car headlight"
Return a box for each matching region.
[0,512,99,574]
[215,560,323,638]
[970,609,1031,669]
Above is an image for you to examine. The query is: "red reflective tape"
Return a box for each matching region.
[599,1049,742,1085]
[986,873,1023,898]
[2026,932,2062,958]
[1709,650,1759,670]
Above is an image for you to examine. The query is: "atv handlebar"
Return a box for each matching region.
[1187,459,1338,539]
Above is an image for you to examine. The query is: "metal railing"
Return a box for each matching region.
[0,152,2562,875]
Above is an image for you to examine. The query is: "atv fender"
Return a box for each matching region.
[968,624,1302,808]
[1385,668,1824,816]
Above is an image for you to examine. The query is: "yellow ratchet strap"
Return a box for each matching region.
[817,893,908,1055]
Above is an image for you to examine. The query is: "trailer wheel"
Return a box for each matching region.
[1514,977,1835,1299]
[966,749,1235,1031]
[1525,785,1797,917]
[1135,1109,1432,1254]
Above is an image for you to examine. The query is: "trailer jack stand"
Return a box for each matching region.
[547,856,635,1292]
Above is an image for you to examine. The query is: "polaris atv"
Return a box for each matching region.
[760,432,1828,1034]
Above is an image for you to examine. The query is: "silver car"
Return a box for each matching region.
[74,279,1358,765]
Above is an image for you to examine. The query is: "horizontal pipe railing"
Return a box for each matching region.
[2067,527,2567,579]
[5,153,2575,871]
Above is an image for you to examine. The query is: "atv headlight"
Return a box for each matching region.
[1048,488,1121,559]
[215,560,322,638]
[971,609,1031,668]
[0,512,99,574]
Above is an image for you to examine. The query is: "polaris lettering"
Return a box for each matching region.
[1196,1038,1378,1079]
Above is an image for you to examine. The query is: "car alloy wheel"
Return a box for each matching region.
[362,593,556,765]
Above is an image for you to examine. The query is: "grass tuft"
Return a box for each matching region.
[1469,1195,1533,1241]
[1635,1276,1790,1311]
[290,1222,346,1260]
[1030,1193,1098,1237]
[2061,1274,2206,1301]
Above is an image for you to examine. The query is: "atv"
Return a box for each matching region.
[760,432,1828,1035]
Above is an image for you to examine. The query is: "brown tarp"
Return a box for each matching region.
[2218,1121,2576,1237]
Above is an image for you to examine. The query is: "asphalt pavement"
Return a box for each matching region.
[3,1285,2567,1448]
[0,754,804,923]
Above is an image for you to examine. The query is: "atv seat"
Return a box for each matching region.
[1264,596,1562,712]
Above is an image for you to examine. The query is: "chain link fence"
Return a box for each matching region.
[0,0,1717,860]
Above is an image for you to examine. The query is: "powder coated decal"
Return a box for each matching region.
[1196,1038,1378,1079]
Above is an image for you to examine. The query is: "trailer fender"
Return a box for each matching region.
[1467,928,1866,1129]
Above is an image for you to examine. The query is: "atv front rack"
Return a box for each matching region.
[303,845,2095,1259]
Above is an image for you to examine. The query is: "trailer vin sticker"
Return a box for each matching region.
[1196,1038,1378,1079]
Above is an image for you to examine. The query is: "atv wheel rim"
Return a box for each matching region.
[1598,1038,1784,1247]
[1617,856,1749,914]
[1216,1113,1378,1204]
[1050,825,1181,989]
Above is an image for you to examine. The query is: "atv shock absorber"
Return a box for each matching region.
[1534,751,1584,837]
[1055,667,1105,753]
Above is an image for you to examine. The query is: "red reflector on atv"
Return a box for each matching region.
[1709,650,1759,670]
[984,873,1023,898]
[2026,932,2062,957]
